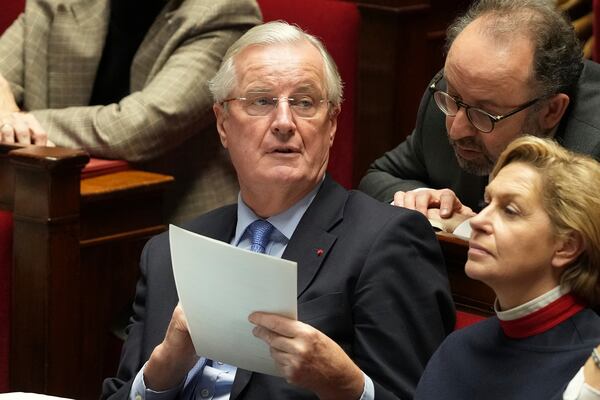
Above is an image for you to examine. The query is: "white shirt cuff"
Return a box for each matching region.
[359,372,375,400]
[563,366,600,400]
[129,362,184,400]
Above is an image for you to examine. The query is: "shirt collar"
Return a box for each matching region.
[232,180,323,246]
[495,286,586,339]
[495,286,568,321]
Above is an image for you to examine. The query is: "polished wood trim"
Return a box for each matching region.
[436,232,495,316]
[80,225,167,247]
[2,143,173,398]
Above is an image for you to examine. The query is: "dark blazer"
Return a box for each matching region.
[359,60,600,211]
[102,176,455,400]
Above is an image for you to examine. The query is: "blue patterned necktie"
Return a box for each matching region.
[247,219,275,254]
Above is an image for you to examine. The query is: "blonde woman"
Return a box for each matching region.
[416,136,600,399]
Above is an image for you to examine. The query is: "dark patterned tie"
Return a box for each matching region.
[247,219,274,254]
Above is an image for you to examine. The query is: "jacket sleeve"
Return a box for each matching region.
[28,0,260,162]
[101,238,154,400]
[354,209,455,399]
[0,12,26,104]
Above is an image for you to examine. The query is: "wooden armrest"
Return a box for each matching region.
[0,144,89,212]
[436,231,495,315]
[2,143,175,397]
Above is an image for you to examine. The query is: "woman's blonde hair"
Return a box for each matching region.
[491,136,600,307]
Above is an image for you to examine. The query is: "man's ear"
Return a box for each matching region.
[213,103,229,148]
[539,93,570,131]
[327,105,341,148]
[552,230,585,270]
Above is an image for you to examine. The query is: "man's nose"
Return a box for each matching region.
[271,99,295,137]
[448,108,477,140]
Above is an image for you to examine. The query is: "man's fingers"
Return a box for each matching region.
[12,119,32,144]
[249,312,297,338]
[414,193,431,217]
[253,325,300,354]
[0,123,14,143]
[392,191,406,207]
[402,190,417,211]
[23,114,48,145]
[439,191,459,218]
[0,113,48,145]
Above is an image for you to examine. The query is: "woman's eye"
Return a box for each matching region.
[503,205,519,216]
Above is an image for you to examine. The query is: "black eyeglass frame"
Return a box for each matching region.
[428,71,545,133]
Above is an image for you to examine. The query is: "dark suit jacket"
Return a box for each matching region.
[359,59,600,211]
[102,176,455,400]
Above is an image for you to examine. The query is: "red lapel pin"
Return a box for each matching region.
[316,248,324,257]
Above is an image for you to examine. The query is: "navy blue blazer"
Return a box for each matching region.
[102,176,455,400]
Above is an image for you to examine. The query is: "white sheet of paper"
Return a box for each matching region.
[169,224,297,377]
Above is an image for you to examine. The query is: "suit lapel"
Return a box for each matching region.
[283,176,346,298]
[187,204,237,243]
[231,178,347,398]
[47,0,109,107]
[230,176,348,400]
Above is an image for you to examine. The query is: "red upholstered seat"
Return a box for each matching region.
[0,212,12,393]
[594,0,600,62]
[257,0,359,188]
[454,310,487,330]
[0,0,24,34]
[1,2,25,391]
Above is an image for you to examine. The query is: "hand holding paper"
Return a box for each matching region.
[144,303,199,391]
[249,312,365,400]
[169,225,297,377]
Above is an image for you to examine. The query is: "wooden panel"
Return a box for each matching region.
[349,0,471,183]
[2,144,173,399]
[8,146,89,397]
[436,232,495,315]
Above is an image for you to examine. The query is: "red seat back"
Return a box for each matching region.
[0,211,12,392]
[0,0,24,34]
[454,310,487,330]
[1,2,25,391]
[257,0,359,188]
[594,0,600,62]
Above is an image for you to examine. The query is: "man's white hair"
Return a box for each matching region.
[209,21,343,106]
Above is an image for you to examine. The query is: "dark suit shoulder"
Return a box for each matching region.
[345,189,433,230]
[142,203,237,275]
[177,203,237,233]
[560,59,600,160]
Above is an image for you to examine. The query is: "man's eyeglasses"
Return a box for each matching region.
[429,72,544,133]
[221,93,328,119]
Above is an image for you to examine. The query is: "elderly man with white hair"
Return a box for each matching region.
[102,21,454,400]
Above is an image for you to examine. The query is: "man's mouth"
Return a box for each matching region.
[455,144,482,159]
[269,146,300,154]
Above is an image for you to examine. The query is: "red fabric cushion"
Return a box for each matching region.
[0,0,24,34]
[0,211,13,392]
[257,0,359,188]
[1,2,27,389]
[594,0,600,62]
[81,158,130,179]
[454,310,487,330]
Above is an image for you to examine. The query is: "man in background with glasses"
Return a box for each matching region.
[103,21,454,400]
[359,0,600,233]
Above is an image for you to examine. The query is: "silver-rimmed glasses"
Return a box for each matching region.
[429,72,544,133]
[221,92,328,119]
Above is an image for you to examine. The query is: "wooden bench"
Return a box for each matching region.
[0,144,173,399]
